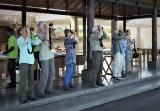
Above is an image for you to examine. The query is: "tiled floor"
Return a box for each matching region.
[0,56,160,109]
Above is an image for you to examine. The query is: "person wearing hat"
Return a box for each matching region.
[63,29,77,90]
[89,26,105,88]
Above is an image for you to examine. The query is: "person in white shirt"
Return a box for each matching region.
[37,22,55,97]
[89,26,105,88]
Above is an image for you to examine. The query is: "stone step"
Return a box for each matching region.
[2,74,160,111]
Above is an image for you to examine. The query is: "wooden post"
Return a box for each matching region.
[83,15,87,56]
[123,5,126,32]
[123,19,126,32]
[111,20,117,57]
[47,0,49,12]
[111,20,117,38]
[22,0,26,27]
[152,0,157,61]
[148,0,159,70]
[83,0,87,56]
[66,0,69,12]
[74,17,79,36]
[87,0,95,68]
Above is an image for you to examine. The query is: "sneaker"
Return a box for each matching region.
[118,77,125,80]
[69,85,76,89]
[6,84,16,88]
[37,93,46,98]
[19,97,28,104]
[112,76,120,80]
[64,86,71,90]
[91,84,99,88]
[96,83,105,86]
[8,82,18,85]
[7,82,12,85]
[28,96,36,101]
[45,91,53,94]
[121,74,126,78]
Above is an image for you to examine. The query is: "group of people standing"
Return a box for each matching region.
[17,22,55,103]
[3,22,134,103]
[88,25,135,88]
[3,21,79,104]
[112,28,135,80]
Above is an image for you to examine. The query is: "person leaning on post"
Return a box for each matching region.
[17,27,41,104]
[89,26,105,88]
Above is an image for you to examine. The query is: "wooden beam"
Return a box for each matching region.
[0,3,126,21]
[115,0,118,21]
[28,7,83,16]
[47,0,49,12]
[98,0,102,16]
[66,0,69,12]
[138,7,141,16]
[0,3,120,20]
[0,4,22,11]
[123,5,126,31]
[22,0,26,27]
[83,0,87,13]
[103,0,160,11]
[95,15,117,20]
[111,3,114,18]
[125,14,160,20]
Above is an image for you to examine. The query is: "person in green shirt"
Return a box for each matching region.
[3,27,18,88]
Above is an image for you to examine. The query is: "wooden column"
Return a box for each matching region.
[123,5,126,32]
[22,0,26,27]
[123,19,126,32]
[87,0,95,68]
[111,20,117,57]
[83,15,87,56]
[152,0,157,61]
[137,25,141,48]
[47,0,49,12]
[111,20,117,38]
[74,17,79,36]
[83,0,87,56]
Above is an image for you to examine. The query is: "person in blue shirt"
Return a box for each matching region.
[17,27,41,103]
[63,29,77,90]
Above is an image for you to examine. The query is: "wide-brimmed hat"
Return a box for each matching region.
[64,29,72,34]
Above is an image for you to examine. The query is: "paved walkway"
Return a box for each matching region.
[0,55,160,110]
[83,88,160,111]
